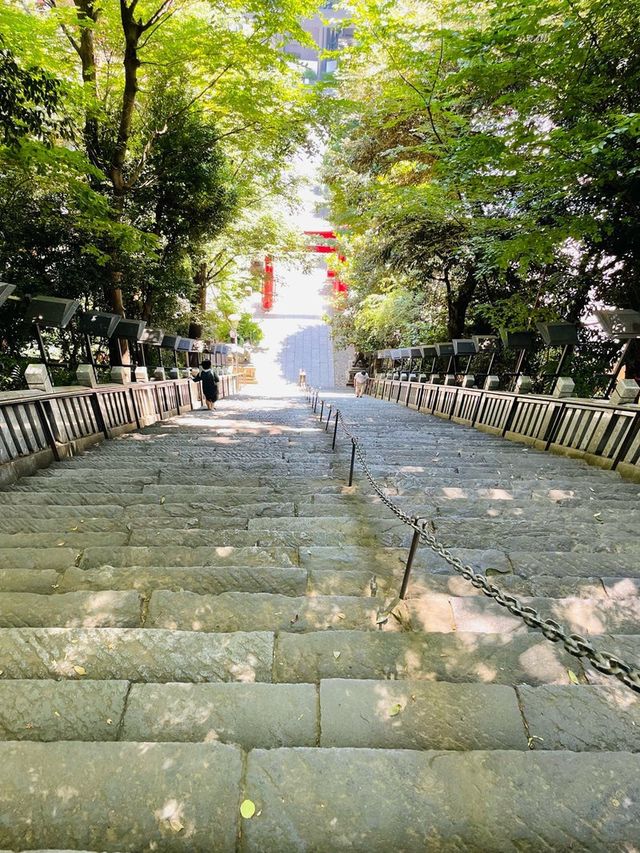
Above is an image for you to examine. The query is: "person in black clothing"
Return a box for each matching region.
[191,359,219,411]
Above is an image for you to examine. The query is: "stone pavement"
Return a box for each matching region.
[0,389,639,851]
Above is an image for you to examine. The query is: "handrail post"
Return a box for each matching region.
[332,410,339,449]
[35,400,61,462]
[399,519,423,600]
[348,439,357,486]
[128,387,141,430]
[90,391,109,439]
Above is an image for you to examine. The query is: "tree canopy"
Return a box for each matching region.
[324,0,640,380]
[0,0,319,363]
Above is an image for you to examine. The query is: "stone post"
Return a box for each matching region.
[430,374,442,384]
[553,377,575,398]
[153,367,166,381]
[610,378,639,406]
[484,375,500,391]
[515,375,533,394]
[444,374,457,386]
[110,367,131,385]
[24,364,52,393]
[134,366,149,383]
[76,364,98,388]
[462,375,475,388]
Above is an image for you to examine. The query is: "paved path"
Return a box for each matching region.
[0,387,639,850]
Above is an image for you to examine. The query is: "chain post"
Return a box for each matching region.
[348,438,357,486]
[319,400,324,420]
[325,404,332,431]
[399,518,423,599]
[332,410,339,449]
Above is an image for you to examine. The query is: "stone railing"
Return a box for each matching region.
[368,376,640,482]
[0,373,239,486]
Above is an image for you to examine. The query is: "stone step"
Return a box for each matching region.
[0,532,129,549]
[0,628,274,682]
[0,741,241,851]
[0,548,77,571]
[79,545,298,569]
[406,593,640,636]
[404,571,634,600]
[146,591,385,633]
[125,527,367,548]
[59,565,309,596]
[241,748,640,851]
[273,629,582,685]
[0,490,291,506]
[5,678,633,752]
[0,591,142,628]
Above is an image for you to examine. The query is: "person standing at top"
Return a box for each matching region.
[191,359,219,411]
[353,370,369,398]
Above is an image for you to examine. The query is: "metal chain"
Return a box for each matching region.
[313,394,640,695]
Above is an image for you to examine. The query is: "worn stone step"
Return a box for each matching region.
[273,629,580,685]
[406,593,640,635]
[308,569,385,597]
[0,741,241,852]
[0,628,274,682]
[508,551,640,577]
[8,482,146,494]
[0,505,125,521]
[0,569,61,594]
[146,591,383,633]
[79,545,297,569]
[405,571,618,600]
[127,526,370,548]
[241,748,640,852]
[0,532,129,549]
[319,679,528,749]
[0,490,284,506]
[0,591,141,628]
[59,565,309,596]
[0,548,77,571]
[0,680,129,741]
[122,682,317,747]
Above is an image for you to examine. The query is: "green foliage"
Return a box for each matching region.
[0,0,322,360]
[324,0,640,381]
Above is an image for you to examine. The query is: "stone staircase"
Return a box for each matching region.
[0,392,639,851]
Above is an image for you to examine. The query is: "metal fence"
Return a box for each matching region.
[370,377,640,475]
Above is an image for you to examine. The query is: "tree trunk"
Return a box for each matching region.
[447,266,478,339]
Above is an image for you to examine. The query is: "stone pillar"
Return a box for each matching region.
[169,368,180,380]
[484,375,500,391]
[515,375,533,394]
[153,367,166,381]
[444,374,457,386]
[110,367,130,385]
[76,364,98,388]
[134,366,149,383]
[462,375,475,388]
[430,374,442,384]
[610,378,639,406]
[24,364,52,393]
[553,377,575,398]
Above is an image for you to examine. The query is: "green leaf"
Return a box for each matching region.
[240,799,256,819]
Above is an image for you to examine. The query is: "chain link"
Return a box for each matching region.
[312,394,640,695]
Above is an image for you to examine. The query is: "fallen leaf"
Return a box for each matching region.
[56,541,65,546]
[160,496,166,504]
[0,669,3,676]
[53,711,60,717]
[567,669,580,685]
[169,817,184,832]
[73,665,86,676]
[333,651,341,659]
[240,799,256,819]
[106,718,112,725]
[290,613,299,625]
[335,612,345,620]
[389,703,403,717]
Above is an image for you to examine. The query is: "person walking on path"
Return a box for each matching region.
[353,370,369,398]
[191,359,219,411]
